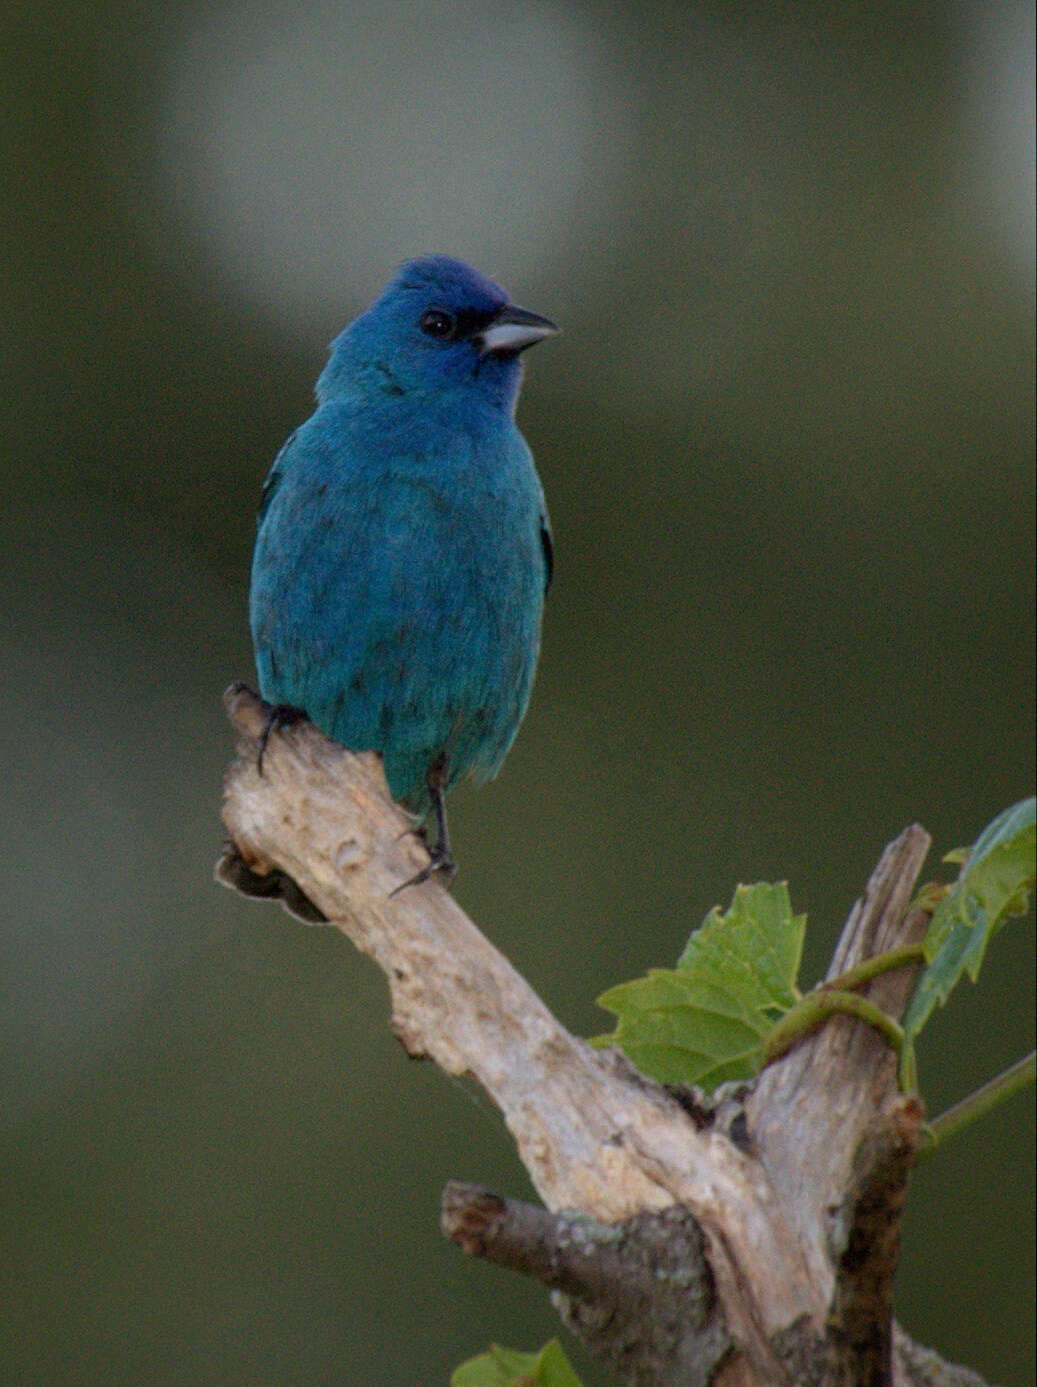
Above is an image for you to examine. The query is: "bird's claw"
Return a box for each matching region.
[257,702,307,775]
[390,841,457,896]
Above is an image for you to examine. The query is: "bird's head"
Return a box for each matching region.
[316,255,557,414]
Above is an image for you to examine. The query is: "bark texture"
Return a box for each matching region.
[217,685,996,1387]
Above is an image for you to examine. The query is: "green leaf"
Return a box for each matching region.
[594,882,806,1091]
[450,1339,584,1387]
[902,798,1036,1050]
[942,846,971,866]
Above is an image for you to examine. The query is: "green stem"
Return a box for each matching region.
[916,1050,1036,1162]
[821,944,925,994]
[763,990,904,1066]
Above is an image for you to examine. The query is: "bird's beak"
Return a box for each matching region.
[478,304,559,356]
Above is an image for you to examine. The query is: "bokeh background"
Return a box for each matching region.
[2,1,1034,1383]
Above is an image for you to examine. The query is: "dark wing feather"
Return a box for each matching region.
[257,430,298,524]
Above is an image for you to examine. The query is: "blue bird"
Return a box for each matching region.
[249,255,556,884]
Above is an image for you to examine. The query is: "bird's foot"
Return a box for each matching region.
[257,702,307,775]
[391,762,455,894]
[390,840,457,896]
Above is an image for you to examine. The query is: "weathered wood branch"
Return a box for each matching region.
[217,684,996,1387]
[441,1181,728,1386]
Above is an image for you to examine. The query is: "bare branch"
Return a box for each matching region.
[218,685,995,1387]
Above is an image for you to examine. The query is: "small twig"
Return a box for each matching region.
[440,1180,653,1303]
[916,1050,1036,1162]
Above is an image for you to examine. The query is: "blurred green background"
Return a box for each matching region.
[2,1,1033,1383]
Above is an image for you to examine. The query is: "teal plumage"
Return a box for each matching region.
[249,256,555,877]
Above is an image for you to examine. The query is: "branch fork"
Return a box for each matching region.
[217,684,989,1387]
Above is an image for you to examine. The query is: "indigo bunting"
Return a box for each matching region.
[249,256,556,883]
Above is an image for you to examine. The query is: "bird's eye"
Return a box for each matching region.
[420,309,456,340]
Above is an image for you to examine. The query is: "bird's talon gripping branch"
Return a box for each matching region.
[256,703,307,775]
[391,760,456,894]
[391,844,457,896]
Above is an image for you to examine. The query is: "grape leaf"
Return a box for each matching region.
[451,1339,584,1387]
[902,797,1036,1050]
[593,882,805,1091]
